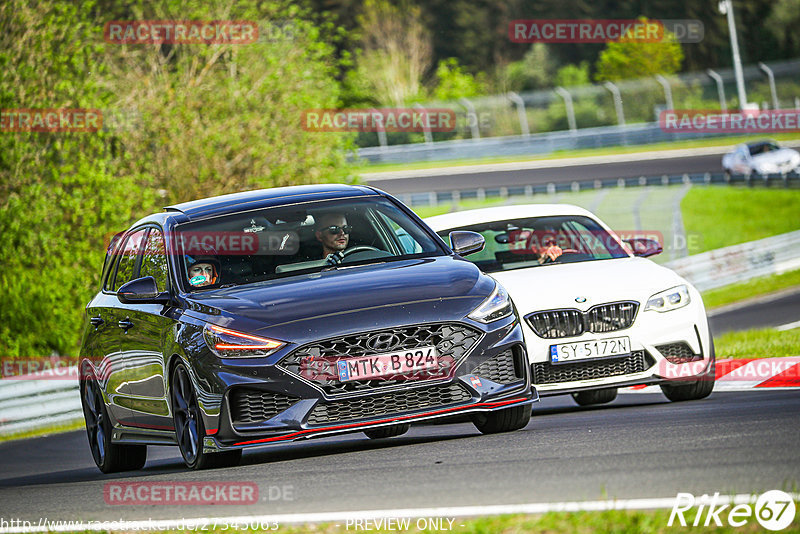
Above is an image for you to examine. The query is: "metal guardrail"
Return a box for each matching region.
[393,171,800,208]
[357,122,745,164]
[0,368,82,436]
[667,230,800,292]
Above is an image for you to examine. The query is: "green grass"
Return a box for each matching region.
[356,133,800,173]
[703,269,800,310]
[0,419,84,443]
[716,327,800,359]
[681,187,800,254]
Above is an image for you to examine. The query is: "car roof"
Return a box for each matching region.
[164,184,379,221]
[424,204,599,231]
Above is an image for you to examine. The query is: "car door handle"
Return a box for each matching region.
[90,316,104,327]
[118,318,134,330]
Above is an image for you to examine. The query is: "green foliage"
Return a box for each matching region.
[501,43,555,92]
[432,58,485,101]
[555,62,591,88]
[0,0,354,358]
[595,18,684,82]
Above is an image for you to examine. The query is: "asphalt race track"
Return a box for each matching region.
[365,152,727,195]
[1,391,798,523]
[708,289,800,336]
[364,143,800,195]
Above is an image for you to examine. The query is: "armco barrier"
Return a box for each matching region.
[0,368,82,436]
[2,230,800,436]
[356,122,742,164]
[666,229,800,291]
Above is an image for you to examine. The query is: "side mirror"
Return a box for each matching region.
[117,276,171,304]
[624,238,663,258]
[449,231,485,256]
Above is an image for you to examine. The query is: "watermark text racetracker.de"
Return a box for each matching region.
[509,19,703,43]
[302,108,456,133]
[660,109,800,134]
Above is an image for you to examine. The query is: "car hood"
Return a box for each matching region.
[489,256,686,313]
[752,148,800,166]
[183,256,491,339]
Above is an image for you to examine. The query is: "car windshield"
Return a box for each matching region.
[176,196,443,290]
[749,141,780,156]
[437,215,629,273]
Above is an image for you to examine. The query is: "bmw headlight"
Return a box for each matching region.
[645,285,691,313]
[468,282,514,323]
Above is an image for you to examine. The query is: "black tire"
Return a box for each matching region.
[572,388,618,406]
[472,404,532,434]
[170,363,242,470]
[81,375,147,473]
[660,339,716,402]
[364,424,411,439]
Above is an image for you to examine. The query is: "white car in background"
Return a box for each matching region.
[722,140,800,175]
[426,204,715,406]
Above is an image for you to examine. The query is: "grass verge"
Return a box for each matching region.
[703,269,800,310]
[715,327,800,359]
[0,419,84,443]
[681,187,800,253]
[356,133,800,174]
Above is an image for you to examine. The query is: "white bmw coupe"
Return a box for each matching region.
[426,204,715,406]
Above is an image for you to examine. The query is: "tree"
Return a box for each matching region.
[595,18,684,82]
[353,0,432,106]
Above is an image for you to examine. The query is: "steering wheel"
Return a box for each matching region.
[341,245,381,258]
[326,245,382,265]
[539,247,580,264]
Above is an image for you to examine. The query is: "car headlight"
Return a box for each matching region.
[644,285,691,313]
[203,324,285,358]
[468,282,514,323]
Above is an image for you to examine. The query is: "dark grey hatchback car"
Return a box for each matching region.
[79,184,536,471]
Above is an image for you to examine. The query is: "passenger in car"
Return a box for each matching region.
[186,256,220,287]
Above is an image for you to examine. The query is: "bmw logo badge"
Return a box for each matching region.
[575,297,587,303]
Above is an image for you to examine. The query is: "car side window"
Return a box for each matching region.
[139,228,168,292]
[112,229,148,291]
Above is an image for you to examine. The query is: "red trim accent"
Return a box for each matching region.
[206,428,218,435]
[232,397,528,446]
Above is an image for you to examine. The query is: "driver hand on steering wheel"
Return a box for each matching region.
[315,213,352,264]
[535,235,564,264]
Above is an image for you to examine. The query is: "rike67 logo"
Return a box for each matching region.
[669,491,796,531]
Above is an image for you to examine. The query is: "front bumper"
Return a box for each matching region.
[196,316,536,452]
[524,297,714,396]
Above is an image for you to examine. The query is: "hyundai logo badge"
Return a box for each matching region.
[575,297,587,303]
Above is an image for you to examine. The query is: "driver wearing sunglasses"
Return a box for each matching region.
[314,213,352,261]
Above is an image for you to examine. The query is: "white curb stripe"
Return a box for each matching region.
[776,319,800,331]
[2,493,798,533]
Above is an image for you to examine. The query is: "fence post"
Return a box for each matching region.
[655,75,674,111]
[413,103,433,144]
[459,97,481,140]
[706,69,727,112]
[603,81,625,126]
[554,87,577,132]
[507,92,530,137]
[370,108,388,151]
[758,62,779,109]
